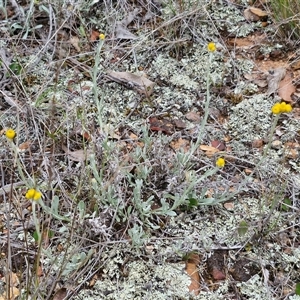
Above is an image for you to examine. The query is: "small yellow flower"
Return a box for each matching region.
[207,42,216,52]
[25,189,36,199]
[5,128,16,140]
[25,189,42,201]
[216,157,225,168]
[284,103,292,113]
[272,102,292,114]
[279,102,292,113]
[99,33,105,40]
[271,103,281,114]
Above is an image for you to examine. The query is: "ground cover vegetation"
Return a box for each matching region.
[0,0,300,299]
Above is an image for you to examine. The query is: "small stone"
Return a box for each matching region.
[223,202,235,210]
[185,111,200,122]
[271,140,282,149]
[174,119,186,129]
[252,139,263,148]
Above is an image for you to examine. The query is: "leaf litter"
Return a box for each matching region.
[0,0,300,299]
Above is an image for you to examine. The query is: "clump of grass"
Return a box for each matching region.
[269,0,300,40]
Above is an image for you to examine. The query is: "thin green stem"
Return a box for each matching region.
[92,39,105,129]
[263,114,280,158]
[186,51,213,163]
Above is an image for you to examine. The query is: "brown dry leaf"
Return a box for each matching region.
[252,139,264,148]
[285,142,300,150]
[285,149,299,159]
[0,287,20,300]
[244,7,268,22]
[173,119,186,129]
[18,141,31,151]
[2,272,19,287]
[244,168,253,175]
[89,274,98,287]
[249,7,268,17]
[261,21,268,27]
[127,132,144,148]
[185,111,200,122]
[278,72,296,102]
[244,8,260,21]
[81,131,92,142]
[90,30,100,41]
[37,265,43,277]
[206,251,227,282]
[106,70,155,95]
[69,36,81,52]
[129,132,138,140]
[170,138,190,152]
[211,140,226,151]
[229,186,237,192]
[61,145,92,162]
[267,67,286,95]
[0,273,20,300]
[211,267,226,280]
[284,142,300,159]
[185,253,201,295]
[291,60,300,70]
[244,73,267,87]
[53,288,68,300]
[199,145,219,157]
[148,117,174,135]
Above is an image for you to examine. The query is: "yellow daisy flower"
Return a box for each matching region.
[207,42,216,52]
[271,103,281,114]
[216,157,225,168]
[272,102,292,114]
[25,189,42,201]
[280,102,292,113]
[5,128,16,140]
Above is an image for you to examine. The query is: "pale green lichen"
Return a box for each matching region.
[194,281,231,300]
[289,295,300,300]
[206,1,255,38]
[234,81,258,94]
[76,259,192,299]
[161,0,205,18]
[282,248,300,270]
[280,118,300,143]
[227,94,273,143]
[237,274,274,299]
[170,73,199,90]
[234,58,255,75]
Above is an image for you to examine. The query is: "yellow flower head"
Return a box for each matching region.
[25,189,42,201]
[272,102,292,114]
[5,128,16,140]
[216,157,225,168]
[207,42,216,52]
[271,103,281,114]
[279,102,292,113]
[99,33,105,40]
